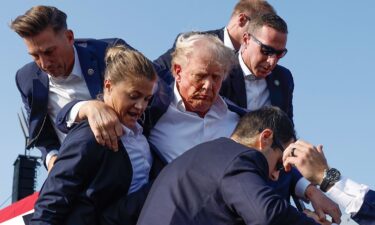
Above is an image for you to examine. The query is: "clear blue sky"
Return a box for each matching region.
[1,1,374,224]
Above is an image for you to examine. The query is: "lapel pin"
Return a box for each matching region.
[274,80,280,86]
[88,68,95,75]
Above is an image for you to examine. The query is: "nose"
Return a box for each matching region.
[135,99,148,111]
[267,54,279,67]
[39,56,51,70]
[202,77,214,92]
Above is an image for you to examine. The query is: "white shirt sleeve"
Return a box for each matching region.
[326,176,369,216]
[45,150,59,168]
[66,101,88,128]
[295,177,311,202]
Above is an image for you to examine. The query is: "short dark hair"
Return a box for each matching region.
[248,13,288,34]
[10,5,67,37]
[232,106,295,144]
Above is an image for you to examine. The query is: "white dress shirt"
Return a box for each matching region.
[120,123,152,194]
[223,27,235,50]
[327,177,370,216]
[238,53,271,111]
[148,82,240,163]
[46,47,92,166]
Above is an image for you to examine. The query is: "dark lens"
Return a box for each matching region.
[260,45,275,56]
[275,49,287,58]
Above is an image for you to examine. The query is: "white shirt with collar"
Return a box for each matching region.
[148,83,310,200]
[223,27,235,50]
[121,123,152,194]
[148,82,240,163]
[46,47,92,165]
[239,53,271,111]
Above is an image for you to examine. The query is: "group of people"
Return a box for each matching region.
[10,1,374,225]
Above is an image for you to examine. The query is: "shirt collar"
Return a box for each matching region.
[122,122,143,137]
[239,52,252,77]
[71,46,83,79]
[223,27,235,51]
[172,82,228,117]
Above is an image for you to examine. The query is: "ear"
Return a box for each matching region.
[259,128,274,150]
[104,79,112,93]
[65,29,75,45]
[173,64,182,83]
[242,32,250,46]
[238,13,249,27]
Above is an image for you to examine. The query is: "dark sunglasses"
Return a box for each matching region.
[249,33,288,59]
[272,137,285,171]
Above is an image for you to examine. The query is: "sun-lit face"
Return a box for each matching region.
[104,77,156,129]
[174,52,225,117]
[24,26,75,78]
[242,25,287,79]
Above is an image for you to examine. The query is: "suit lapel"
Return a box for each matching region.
[228,65,247,108]
[266,72,282,108]
[75,44,103,99]
[29,69,49,138]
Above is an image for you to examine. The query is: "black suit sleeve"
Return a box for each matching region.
[220,153,319,225]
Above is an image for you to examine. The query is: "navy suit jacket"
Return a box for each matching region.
[352,190,375,225]
[15,38,129,164]
[220,63,294,121]
[30,121,133,225]
[137,137,318,225]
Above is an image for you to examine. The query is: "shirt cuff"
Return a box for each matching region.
[46,150,59,168]
[326,176,369,216]
[295,177,311,202]
[66,101,88,128]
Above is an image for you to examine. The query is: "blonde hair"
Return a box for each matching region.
[171,32,236,80]
[105,45,156,84]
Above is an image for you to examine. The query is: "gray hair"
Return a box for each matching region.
[171,32,236,80]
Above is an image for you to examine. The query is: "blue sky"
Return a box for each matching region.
[1,1,374,224]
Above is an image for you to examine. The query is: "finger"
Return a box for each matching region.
[110,135,119,152]
[283,157,299,172]
[317,144,325,157]
[114,122,124,137]
[329,208,342,224]
[315,208,326,222]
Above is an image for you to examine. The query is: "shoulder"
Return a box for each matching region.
[64,121,100,149]
[268,64,294,86]
[74,38,134,55]
[272,64,293,79]
[15,62,41,89]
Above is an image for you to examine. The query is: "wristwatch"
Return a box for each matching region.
[320,168,341,192]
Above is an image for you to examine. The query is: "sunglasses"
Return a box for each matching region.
[249,33,288,59]
[272,137,285,171]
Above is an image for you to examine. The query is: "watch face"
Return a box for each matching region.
[327,168,341,182]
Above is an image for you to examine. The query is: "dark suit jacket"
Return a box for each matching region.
[153,28,224,84]
[137,137,318,225]
[352,190,375,225]
[30,121,133,225]
[220,63,294,121]
[15,38,129,165]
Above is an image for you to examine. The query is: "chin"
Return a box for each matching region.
[122,118,136,129]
